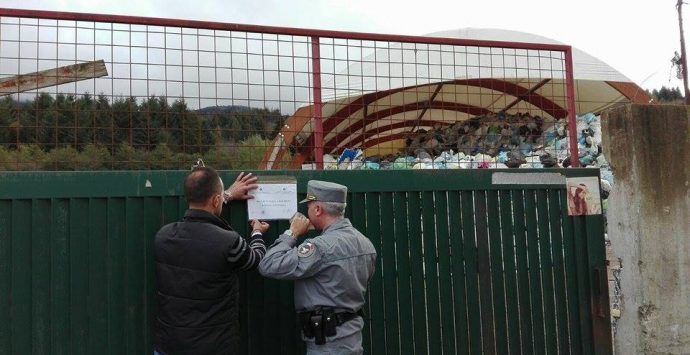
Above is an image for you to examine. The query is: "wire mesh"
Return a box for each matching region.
[0,10,577,171]
[307,39,572,170]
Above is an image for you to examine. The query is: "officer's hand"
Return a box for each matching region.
[251,219,269,234]
[225,172,259,202]
[289,212,310,237]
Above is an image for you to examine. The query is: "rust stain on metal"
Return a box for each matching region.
[0,60,108,96]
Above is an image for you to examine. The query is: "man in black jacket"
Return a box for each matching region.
[154,167,269,355]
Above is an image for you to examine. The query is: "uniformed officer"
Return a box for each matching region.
[258,180,377,355]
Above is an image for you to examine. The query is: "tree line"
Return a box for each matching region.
[648,86,685,103]
[0,93,291,170]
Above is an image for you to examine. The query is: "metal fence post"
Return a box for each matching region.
[311,36,324,170]
[565,47,580,167]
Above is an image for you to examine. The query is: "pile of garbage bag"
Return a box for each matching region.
[322,112,614,212]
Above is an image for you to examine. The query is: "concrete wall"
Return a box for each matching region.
[602,104,690,354]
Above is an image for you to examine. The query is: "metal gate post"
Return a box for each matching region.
[311,36,324,170]
[565,47,580,167]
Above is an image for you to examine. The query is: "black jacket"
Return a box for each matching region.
[154,209,265,355]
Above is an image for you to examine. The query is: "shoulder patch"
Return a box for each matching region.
[297,242,316,258]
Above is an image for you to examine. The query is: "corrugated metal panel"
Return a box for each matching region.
[0,169,611,354]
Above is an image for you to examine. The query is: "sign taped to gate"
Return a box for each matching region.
[247,176,297,220]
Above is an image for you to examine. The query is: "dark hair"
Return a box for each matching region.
[184,167,222,204]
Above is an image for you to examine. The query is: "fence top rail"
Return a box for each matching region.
[0,169,600,199]
[0,7,572,52]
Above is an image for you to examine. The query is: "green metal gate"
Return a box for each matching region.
[0,169,611,354]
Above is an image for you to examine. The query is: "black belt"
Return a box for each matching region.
[334,310,360,326]
[335,309,364,325]
[298,308,365,344]
[298,309,363,325]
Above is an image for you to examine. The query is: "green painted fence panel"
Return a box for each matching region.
[125,198,145,355]
[573,217,595,354]
[433,191,456,355]
[107,198,125,355]
[524,190,546,353]
[143,197,162,353]
[512,189,534,354]
[88,198,108,353]
[69,198,89,355]
[474,190,496,354]
[537,189,558,355]
[562,189,584,355]
[51,199,70,355]
[364,192,386,355]
[407,191,428,355]
[0,169,611,354]
[448,190,470,354]
[487,190,507,354]
[421,191,442,355]
[0,200,11,353]
[349,192,369,353]
[461,190,482,355]
[393,191,414,355]
[380,192,400,355]
[13,200,32,355]
[547,189,570,354]
[32,199,51,355]
[499,190,521,354]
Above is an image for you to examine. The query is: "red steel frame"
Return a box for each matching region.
[310,36,324,170]
[564,50,580,168]
[0,7,581,168]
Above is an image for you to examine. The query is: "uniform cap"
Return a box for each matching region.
[299,180,347,204]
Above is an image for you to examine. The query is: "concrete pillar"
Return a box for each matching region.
[602,104,690,354]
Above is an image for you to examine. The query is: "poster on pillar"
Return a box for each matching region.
[565,176,603,216]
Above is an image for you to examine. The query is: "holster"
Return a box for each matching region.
[322,309,337,337]
[299,307,339,345]
[310,315,325,345]
[299,312,314,338]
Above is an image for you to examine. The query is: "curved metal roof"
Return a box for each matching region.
[260,29,651,169]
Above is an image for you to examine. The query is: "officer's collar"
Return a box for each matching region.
[322,217,352,234]
[183,209,234,231]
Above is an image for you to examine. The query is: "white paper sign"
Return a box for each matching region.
[247,182,297,220]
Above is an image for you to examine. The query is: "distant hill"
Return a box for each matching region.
[195,105,252,115]
[195,104,284,127]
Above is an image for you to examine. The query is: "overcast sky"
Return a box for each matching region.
[0,0,684,91]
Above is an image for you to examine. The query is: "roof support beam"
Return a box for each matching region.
[498,79,551,114]
[323,100,491,151]
[410,83,444,132]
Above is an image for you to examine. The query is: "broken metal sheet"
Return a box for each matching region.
[0,60,108,96]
